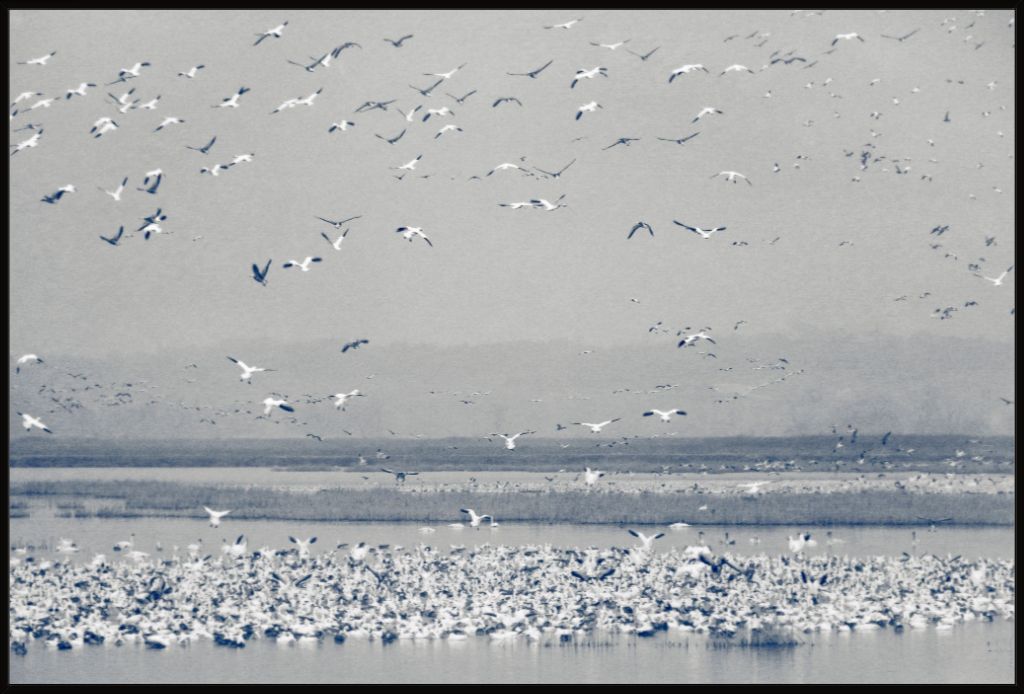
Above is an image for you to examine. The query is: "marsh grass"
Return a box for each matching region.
[10,480,1013,525]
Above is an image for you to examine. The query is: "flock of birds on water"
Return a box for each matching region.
[9,9,1015,659]
[9,527,1015,653]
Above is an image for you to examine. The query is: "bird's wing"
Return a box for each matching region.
[627,529,640,538]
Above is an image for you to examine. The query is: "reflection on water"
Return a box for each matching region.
[9,621,1014,684]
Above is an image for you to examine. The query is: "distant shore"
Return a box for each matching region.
[10,477,1013,526]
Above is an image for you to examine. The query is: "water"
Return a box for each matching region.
[9,510,1014,561]
[8,621,1014,683]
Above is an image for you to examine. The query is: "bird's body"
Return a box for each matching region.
[203,507,231,527]
[395,226,433,246]
[643,408,686,422]
[574,419,620,433]
[628,529,665,551]
[670,64,708,83]
[571,66,607,88]
[673,220,727,238]
[332,390,363,410]
[261,397,294,415]
[282,257,323,272]
[576,101,602,120]
[255,21,289,46]
[227,356,272,383]
[460,508,492,527]
[18,412,53,433]
[490,431,534,450]
[711,170,751,184]
[15,354,44,374]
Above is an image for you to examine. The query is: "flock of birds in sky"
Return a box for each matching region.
[10,9,1015,443]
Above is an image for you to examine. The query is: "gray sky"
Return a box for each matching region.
[8,10,1015,437]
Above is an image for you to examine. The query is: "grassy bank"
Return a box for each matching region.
[10,480,1013,525]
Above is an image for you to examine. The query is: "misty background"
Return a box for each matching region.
[9,9,1015,439]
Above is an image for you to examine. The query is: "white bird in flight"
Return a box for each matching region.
[10,130,43,155]
[395,226,433,246]
[282,256,323,271]
[643,408,687,422]
[255,21,289,46]
[460,508,493,528]
[17,412,53,433]
[692,106,722,123]
[574,419,621,433]
[673,220,727,238]
[99,176,128,201]
[711,170,752,185]
[583,467,605,485]
[669,64,709,83]
[204,507,231,527]
[321,228,348,250]
[332,389,364,410]
[975,265,1013,286]
[19,51,57,66]
[576,101,602,120]
[720,64,754,75]
[571,66,607,88]
[153,117,185,132]
[490,431,535,450]
[15,354,44,373]
[262,397,295,415]
[832,32,865,46]
[227,356,273,383]
[545,17,582,30]
[628,529,666,551]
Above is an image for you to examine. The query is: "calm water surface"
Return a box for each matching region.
[8,621,1014,684]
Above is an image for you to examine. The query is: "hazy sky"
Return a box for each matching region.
[8,10,1015,437]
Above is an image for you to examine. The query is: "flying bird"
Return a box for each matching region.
[41,184,75,204]
[643,408,687,422]
[383,34,413,47]
[15,354,43,374]
[489,431,535,450]
[340,339,369,353]
[711,171,751,184]
[204,507,231,527]
[395,226,433,246]
[669,64,708,83]
[673,220,727,238]
[186,135,217,154]
[657,132,700,145]
[576,101,602,120]
[571,66,607,88]
[573,419,620,433]
[691,106,722,123]
[99,225,126,246]
[332,390,363,410]
[628,529,665,551]
[282,257,322,271]
[321,229,348,250]
[262,397,294,415]
[627,222,654,239]
[18,51,57,66]
[492,97,523,108]
[227,357,273,383]
[545,18,582,30]
[178,65,205,78]
[251,259,271,286]
[17,412,52,433]
[507,60,553,78]
[255,21,289,46]
[832,32,865,46]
